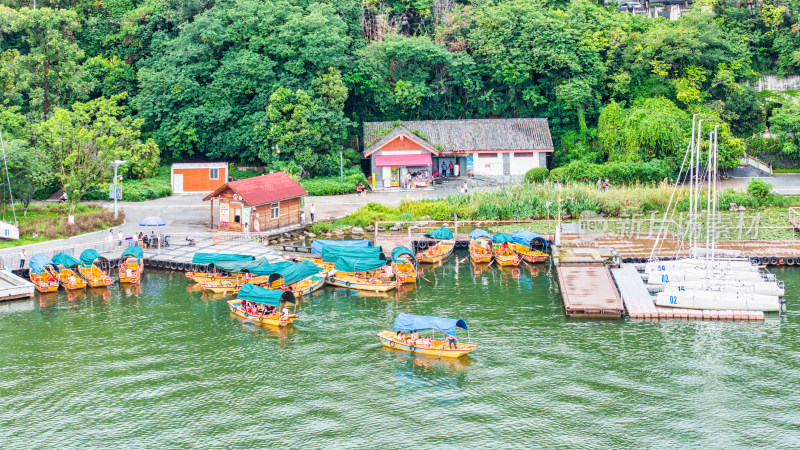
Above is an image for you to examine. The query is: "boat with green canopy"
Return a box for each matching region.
[199,258,285,294]
[267,261,326,296]
[492,233,521,267]
[78,249,114,288]
[326,256,398,292]
[119,246,144,284]
[299,244,386,272]
[418,227,455,264]
[51,252,88,290]
[391,246,417,284]
[377,312,477,358]
[186,253,256,282]
[227,283,298,327]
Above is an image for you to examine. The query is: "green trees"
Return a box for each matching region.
[769,102,800,157]
[598,98,688,163]
[38,94,159,217]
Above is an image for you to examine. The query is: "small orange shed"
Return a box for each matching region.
[171,162,228,193]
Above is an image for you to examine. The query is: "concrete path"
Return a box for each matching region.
[722,167,800,196]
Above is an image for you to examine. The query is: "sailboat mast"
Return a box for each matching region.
[0,127,18,226]
[712,126,719,262]
[706,130,713,277]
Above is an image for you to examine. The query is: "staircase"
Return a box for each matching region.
[741,154,772,175]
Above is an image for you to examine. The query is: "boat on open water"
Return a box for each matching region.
[377,313,477,358]
[267,260,326,296]
[227,283,298,327]
[326,255,397,292]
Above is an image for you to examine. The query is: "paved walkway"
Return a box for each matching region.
[721,167,800,196]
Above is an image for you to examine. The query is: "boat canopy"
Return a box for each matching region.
[29,253,58,274]
[268,260,323,285]
[211,257,269,273]
[237,283,296,306]
[392,312,468,337]
[191,253,255,264]
[511,230,548,249]
[52,252,82,268]
[425,227,453,240]
[79,249,103,265]
[311,239,371,254]
[492,232,513,244]
[321,245,385,263]
[391,246,416,264]
[469,229,491,240]
[120,246,144,261]
[334,256,387,273]
[246,261,293,276]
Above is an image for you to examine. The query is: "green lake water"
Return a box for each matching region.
[1,257,799,447]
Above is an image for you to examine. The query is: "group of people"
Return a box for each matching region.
[440,161,458,178]
[394,330,458,349]
[596,177,611,191]
[240,300,289,318]
[105,229,162,249]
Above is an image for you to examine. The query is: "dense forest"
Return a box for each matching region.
[0,0,799,202]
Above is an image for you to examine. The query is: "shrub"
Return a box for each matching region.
[549,159,670,185]
[309,222,332,234]
[301,168,368,196]
[525,167,549,183]
[747,178,772,204]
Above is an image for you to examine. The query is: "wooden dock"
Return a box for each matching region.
[556,263,624,318]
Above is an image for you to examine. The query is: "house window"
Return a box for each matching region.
[480,153,498,158]
[234,208,241,223]
[210,168,219,180]
[515,152,534,158]
[270,203,279,220]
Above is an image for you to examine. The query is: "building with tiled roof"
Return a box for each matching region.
[363,119,553,188]
[203,172,307,233]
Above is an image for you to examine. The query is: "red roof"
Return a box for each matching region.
[203,172,307,206]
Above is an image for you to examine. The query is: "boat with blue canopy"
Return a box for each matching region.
[418,227,455,264]
[391,246,417,284]
[28,253,60,293]
[227,283,298,327]
[468,229,493,263]
[326,256,398,292]
[51,252,88,290]
[78,249,114,288]
[510,230,549,263]
[311,238,372,254]
[267,260,326,296]
[377,313,477,358]
[492,233,521,267]
[119,246,144,284]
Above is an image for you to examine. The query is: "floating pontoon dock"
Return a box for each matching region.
[0,269,34,302]
[556,264,624,318]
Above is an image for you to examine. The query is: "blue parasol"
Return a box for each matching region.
[139,216,166,227]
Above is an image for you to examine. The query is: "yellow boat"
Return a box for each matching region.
[28,254,61,293]
[418,227,455,264]
[391,246,418,284]
[377,313,476,358]
[118,247,144,284]
[56,266,88,290]
[468,229,493,263]
[491,233,521,267]
[201,274,270,294]
[228,284,298,327]
[327,272,397,292]
[76,249,114,287]
[512,243,549,263]
[510,230,549,263]
[266,260,327,296]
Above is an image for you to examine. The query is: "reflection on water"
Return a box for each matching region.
[0,261,798,447]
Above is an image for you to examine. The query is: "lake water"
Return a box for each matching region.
[1,258,798,447]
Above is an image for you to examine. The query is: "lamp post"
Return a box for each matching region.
[340,147,344,182]
[111,160,126,220]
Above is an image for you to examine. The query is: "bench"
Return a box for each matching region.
[278,244,312,253]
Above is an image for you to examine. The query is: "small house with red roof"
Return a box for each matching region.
[203,172,307,233]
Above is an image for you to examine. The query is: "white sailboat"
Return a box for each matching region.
[647,116,784,312]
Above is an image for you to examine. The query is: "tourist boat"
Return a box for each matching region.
[660,278,785,297]
[468,229,493,263]
[510,230,549,263]
[491,233,521,267]
[186,252,258,282]
[78,249,114,287]
[377,313,477,358]
[644,258,760,274]
[51,252,88,290]
[391,246,418,283]
[119,246,144,284]
[200,261,291,294]
[28,253,60,293]
[267,260,326,296]
[326,256,397,292]
[417,227,455,263]
[655,290,781,312]
[227,283,298,327]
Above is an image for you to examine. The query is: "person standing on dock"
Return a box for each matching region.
[117,230,123,247]
[309,204,316,223]
[18,249,25,269]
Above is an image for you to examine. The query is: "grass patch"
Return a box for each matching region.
[84,166,172,202]
[0,203,124,249]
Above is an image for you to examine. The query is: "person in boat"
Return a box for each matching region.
[501,241,509,254]
[383,264,394,278]
[396,331,405,342]
[424,336,432,347]
[124,264,133,279]
[281,307,289,319]
[446,334,457,349]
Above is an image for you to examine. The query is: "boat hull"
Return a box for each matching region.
[227,300,297,326]
[492,245,520,266]
[56,267,87,290]
[79,265,113,288]
[29,271,59,293]
[418,240,455,264]
[326,274,397,292]
[119,257,144,284]
[376,331,476,358]
[393,260,417,284]
[284,274,327,296]
[655,291,781,312]
[512,244,548,263]
[469,239,493,263]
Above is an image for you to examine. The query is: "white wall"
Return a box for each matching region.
[510,153,540,175]
[472,153,503,176]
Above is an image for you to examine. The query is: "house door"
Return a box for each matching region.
[502,154,511,175]
[173,174,184,193]
[390,167,400,187]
